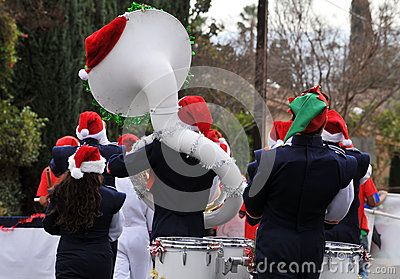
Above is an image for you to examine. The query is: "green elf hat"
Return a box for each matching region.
[284,85,329,142]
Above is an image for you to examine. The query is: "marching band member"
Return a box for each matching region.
[241,120,293,239]
[36,136,79,207]
[49,111,123,274]
[359,178,387,240]
[322,109,371,245]
[358,177,387,278]
[113,134,154,279]
[43,146,126,279]
[50,111,122,188]
[244,88,357,278]
[108,96,218,241]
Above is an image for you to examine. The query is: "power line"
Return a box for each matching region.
[323,0,372,24]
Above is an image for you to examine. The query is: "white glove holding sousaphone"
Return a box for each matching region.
[79,9,245,229]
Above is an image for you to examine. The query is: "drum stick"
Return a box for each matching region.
[46,167,52,188]
[365,208,400,221]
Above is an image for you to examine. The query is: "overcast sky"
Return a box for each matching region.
[201,0,388,37]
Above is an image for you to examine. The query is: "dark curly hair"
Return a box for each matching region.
[48,173,103,233]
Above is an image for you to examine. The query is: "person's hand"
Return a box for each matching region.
[39,196,49,207]
[379,190,388,200]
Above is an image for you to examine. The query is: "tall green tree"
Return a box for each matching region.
[138,0,191,26]
[4,0,102,213]
[0,0,45,215]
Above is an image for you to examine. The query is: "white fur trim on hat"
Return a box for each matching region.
[78,69,89,81]
[76,125,106,142]
[68,153,106,179]
[322,130,345,143]
[341,138,353,147]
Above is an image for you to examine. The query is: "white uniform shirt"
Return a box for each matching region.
[115,176,153,230]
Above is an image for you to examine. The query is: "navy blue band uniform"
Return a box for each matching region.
[243,135,358,279]
[108,138,216,241]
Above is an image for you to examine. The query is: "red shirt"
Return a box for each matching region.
[36,167,62,197]
[358,178,378,233]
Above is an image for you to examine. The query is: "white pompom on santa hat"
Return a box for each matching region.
[68,145,106,179]
[322,109,353,147]
[76,111,106,141]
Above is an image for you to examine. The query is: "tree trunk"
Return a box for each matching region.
[349,0,374,65]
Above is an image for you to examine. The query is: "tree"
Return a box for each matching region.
[0,1,45,215]
[349,0,374,64]
[0,0,18,98]
[137,0,191,26]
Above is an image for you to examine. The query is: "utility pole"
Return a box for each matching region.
[253,0,268,150]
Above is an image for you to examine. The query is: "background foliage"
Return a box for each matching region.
[0,0,399,214]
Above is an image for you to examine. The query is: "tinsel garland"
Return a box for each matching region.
[81,1,196,127]
[0,213,46,232]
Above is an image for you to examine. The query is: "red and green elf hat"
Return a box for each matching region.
[284,85,329,142]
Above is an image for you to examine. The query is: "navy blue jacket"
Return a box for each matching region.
[324,143,370,244]
[243,135,358,277]
[108,139,216,240]
[43,186,125,279]
[43,186,126,239]
[50,138,122,187]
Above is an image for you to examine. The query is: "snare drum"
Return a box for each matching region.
[320,241,362,279]
[204,236,254,279]
[151,237,221,279]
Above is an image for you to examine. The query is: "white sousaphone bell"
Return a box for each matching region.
[85,9,245,228]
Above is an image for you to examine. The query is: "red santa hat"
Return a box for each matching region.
[178,96,213,135]
[68,145,106,179]
[268,120,293,148]
[56,136,80,147]
[205,129,231,155]
[118,133,140,152]
[76,111,106,141]
[78,16,128,80]
[322,109,353,147]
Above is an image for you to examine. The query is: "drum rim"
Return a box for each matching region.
[203,236,254,248]
[153,237,221,251]
[324,241,363,254]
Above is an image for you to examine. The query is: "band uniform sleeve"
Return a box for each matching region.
[145,207,154,233]
[108,143,153,178]
[42,202,61,235]
[341,155,358,189]
[243,150,275,219]
[325,180,354,224]
[108,211,124,242]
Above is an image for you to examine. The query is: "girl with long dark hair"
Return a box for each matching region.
[43,145,126,279]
